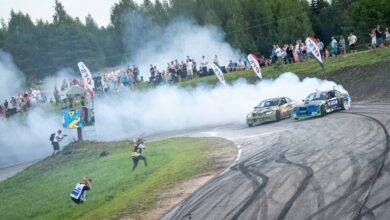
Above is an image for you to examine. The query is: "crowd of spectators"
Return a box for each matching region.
[89,55,249,92]
[0,89,47,119]
[369,25,390,50]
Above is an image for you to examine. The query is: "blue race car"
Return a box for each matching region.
[292,89,350,120]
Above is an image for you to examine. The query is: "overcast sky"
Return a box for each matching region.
[0,0,147,27]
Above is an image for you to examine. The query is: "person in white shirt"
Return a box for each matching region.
[70,177,92,204]
[186,59,194,80]
[236,59,245,71]
[275,45,282,59]
[213,55,219,65]
[51,130,66,156]
[200,56,209,76]
[348,32,358,53]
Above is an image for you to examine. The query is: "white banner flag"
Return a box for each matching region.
[78,62,95,99]
[211,63,226,86]
[305,37,324,68]
[247,53,262,79]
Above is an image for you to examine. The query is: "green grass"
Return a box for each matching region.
[0,137,233,220]
[136,48,390,89]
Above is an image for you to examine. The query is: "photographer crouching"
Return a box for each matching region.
[70,177,93,204]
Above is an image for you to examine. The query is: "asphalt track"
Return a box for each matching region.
[162,104,390,220]
[1,104,389,220]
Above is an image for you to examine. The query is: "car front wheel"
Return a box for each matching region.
[320,105,326,117]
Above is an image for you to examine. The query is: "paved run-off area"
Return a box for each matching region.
[162,104,390,220]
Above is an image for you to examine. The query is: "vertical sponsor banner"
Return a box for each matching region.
[305,37,324,68]
[78,62,95,100]
[247,54,262,79]
[211,63,226,86]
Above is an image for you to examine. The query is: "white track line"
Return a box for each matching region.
[230,129,290,141]
[220,143,241,176]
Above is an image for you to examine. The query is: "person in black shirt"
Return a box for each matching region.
[375,25,383,47]
[131,139,148,171]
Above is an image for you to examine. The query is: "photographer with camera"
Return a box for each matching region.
[50,130,67,156]
[70,177,93,204]
[131,138,148,171]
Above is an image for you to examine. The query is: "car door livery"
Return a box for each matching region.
[326,91,338,111]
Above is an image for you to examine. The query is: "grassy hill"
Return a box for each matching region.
[0,137,235,220]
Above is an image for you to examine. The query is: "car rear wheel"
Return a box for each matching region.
[248,123,253,127]
[320,105,326,117]
[276,111,281,121]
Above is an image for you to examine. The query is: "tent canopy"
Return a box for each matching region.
[60,85,87,96]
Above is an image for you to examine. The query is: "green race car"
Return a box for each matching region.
[246,97,297,127]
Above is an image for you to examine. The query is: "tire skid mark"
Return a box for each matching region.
[341,112,390,220]
[306,112,389,220]
[330,153,363,218]
[275,153,314,220]
[168,174,228,219]
[230,163,269,220]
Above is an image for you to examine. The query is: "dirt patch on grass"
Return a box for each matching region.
[327,61,390,103]
[122,137,236,220]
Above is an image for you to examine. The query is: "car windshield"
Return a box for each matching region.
[257,99,279,108]
[306,92,328,101]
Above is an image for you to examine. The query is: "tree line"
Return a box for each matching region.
[0,0,388,81]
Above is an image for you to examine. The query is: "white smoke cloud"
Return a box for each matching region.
[0,50,25,101]
[0,63,78,168]
[94,73,349,141]
[122,13,242,78]
[0,15,350,168]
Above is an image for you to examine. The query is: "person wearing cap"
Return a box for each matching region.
[131,138,148,171]
[52,130,66,156]
[70,177,92,204]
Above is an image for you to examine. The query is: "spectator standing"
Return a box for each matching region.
[237,59,245,71]
[317,39,325,58]
[300,41,307,61]
[282,45,288,64]
[375,25,383,47]
[339,35,347,55]
[213,55,219,65]
[331,36,338,57]
[348,32,358,53]
[287,44,294,64]
[227,60,235,72]
[51,130,67,156]
[385,27,390,47]
[275,45,282,61]
[271,44,278,63]
[186,59,194,80]
[200,56,209,76]
[370,29,377,50]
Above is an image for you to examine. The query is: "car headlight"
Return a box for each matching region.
[265,111,273,115]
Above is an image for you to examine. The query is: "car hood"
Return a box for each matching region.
[251,106,277,114]
[301,100,325,106]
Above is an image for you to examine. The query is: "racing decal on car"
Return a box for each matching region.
[327,99,338,107]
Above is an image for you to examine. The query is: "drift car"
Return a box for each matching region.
[246,97,297,127]
[292,89,350,120]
